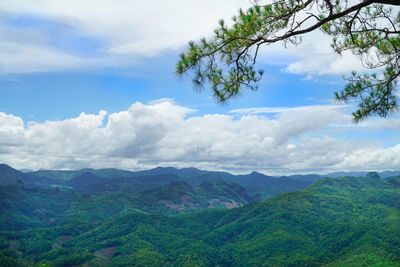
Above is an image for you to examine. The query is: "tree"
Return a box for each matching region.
[176,0,400,121]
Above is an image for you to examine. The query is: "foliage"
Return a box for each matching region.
[0,179,257,233]
[1,173,399,266]
[0,249,24,267]
[176,0,400,121]
[0,164,315,201]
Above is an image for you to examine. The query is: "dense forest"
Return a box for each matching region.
[0,164,399,266]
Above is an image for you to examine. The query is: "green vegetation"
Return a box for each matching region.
[0,180,255,233]
[0,167,399,266]
[176,0,400,120]
[0,164,314,199]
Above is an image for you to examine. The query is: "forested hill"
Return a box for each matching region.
[3,164,398,192]
[0,180,255,231]
[0,164,317,199]
[0,172,399,266]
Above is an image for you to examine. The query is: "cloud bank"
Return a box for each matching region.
[0,100,399,174]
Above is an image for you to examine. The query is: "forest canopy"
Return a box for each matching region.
[176,0,400,121]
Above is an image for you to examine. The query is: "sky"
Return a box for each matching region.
[0,0,399,175]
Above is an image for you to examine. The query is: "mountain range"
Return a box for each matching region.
[0,164,399,266]
[0,164,318,199]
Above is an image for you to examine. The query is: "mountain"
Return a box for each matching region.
[324,170,400,178]
[1,165,312,199]
[0,164,70,188]
[0,164,31,185]
[3,163,399,200]
[132,166,223,178]
[133,181,253,213]
[28,168,136,183]
[325,171,370,178]
[0,178,255,232]
[132,166,235,186]
[19,169,33,173]
[66,171,102,188]
[224,171,314,198]
[1,173,398,266]
[198,181,253,203]
[29,169,92,182]
[78,173,187,194]
[283,173,322,182]
[379,171,400,178]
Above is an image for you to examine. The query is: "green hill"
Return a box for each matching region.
[0,164,31,185]
[20,165,315,199]
[0,179,254,231]
[1,173,399,266]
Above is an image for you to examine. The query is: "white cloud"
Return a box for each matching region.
[230,104,349,115]
[0,0,373,76]
[0,39,94,74]
[0,101,398,174]
[281,32,365,76]
[360,117,400,131]
[324,115,400,131]
[0,23,105,74]
[0,0,252,74]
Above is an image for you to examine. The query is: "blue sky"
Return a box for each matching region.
[0,0,399,174]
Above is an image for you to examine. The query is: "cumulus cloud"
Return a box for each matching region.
[0,100,398,174]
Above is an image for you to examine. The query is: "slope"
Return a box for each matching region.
[2,173,399,266]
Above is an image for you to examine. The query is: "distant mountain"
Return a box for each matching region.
[283,173,322,182]
[29,168,136,182]
[67,171,103,188]
[19,169,33,173]
[79,173,185,194]
[91,168,137,178]
[132,166,235,184]
[224,171,314,198]
[2,173,398,266]
[378,171,400,178]
[0,164,31,185]
[0,164,67,188]
[324,170,400,178]
[27,169,91,186]
[3,163,400,200]
[133,166,212,177]
[324,171,370,178]
[5,166,312,199]
[137,169,316,198]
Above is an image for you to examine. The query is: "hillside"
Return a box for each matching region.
[0,164,31,185]
[0,179,255,232]
[0,173,399,266]
[0,164,317,200]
